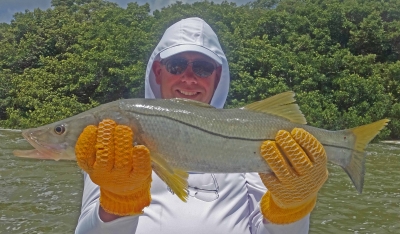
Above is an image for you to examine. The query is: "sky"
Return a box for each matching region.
[0,0,253,23]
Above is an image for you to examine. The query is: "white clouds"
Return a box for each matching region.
[0,0,51,9]
[0,0,51,23]
[142,0,251,11]
[0,0,254,23]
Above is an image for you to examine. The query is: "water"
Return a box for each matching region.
[0,129,82,233]
[0,129,399,233]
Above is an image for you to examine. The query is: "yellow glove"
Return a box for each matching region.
[75,119,152,216]
[259,128,328,224]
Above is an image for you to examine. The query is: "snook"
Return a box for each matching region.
[14,92,389,201]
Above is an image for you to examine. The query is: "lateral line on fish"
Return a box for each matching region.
[128,111,273,141]
[126,110,358,153]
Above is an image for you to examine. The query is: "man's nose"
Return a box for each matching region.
[180,64,197,84]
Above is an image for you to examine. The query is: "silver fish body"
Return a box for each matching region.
[121,99,350,173]
[13,92,389,196]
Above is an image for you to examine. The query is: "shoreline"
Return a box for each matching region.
[380,140,400,145]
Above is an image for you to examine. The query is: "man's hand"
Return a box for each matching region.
[259,128,328,224]
[75,119,152,216]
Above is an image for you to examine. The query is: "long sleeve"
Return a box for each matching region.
[75,172,310,234]
[245,173,310,234]
[75,173,141,234]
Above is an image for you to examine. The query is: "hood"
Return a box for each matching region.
[144,17,230,109]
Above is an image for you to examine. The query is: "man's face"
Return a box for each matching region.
[153,52,221,104]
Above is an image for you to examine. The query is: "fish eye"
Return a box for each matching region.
[54,125,66,135]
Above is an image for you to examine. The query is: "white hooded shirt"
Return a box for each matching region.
[75,17,309,234]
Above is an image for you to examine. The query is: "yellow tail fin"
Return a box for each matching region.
[346,119,390,193]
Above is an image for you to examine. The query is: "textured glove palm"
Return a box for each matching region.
[259,128,328,224]
[75,119,152,216]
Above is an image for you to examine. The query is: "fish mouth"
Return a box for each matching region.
[13,130,65,161]
[13,148,51,159]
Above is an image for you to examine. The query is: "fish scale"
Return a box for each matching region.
[134,113,269,172]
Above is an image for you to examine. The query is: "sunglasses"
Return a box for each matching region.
[161,57,217,78]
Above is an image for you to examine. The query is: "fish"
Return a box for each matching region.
[13,91,389,201]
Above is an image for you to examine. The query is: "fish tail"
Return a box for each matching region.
[345,119,389,193]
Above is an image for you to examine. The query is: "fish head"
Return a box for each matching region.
[13,113,97,161]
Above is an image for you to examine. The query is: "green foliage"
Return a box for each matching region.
[0,0,152,128]
[0,0,399,140]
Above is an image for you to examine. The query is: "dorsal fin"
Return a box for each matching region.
[242,91,307,124]
[170,98,216,108]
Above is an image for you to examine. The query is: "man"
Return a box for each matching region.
[75,17,328,233]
